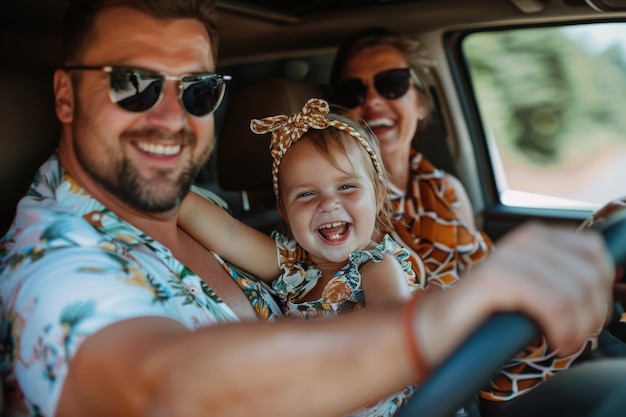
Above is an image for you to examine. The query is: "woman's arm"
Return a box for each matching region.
[445,173,494,271]
[445,173,479,232]
[360,253,413,309]
[178,191,280,282]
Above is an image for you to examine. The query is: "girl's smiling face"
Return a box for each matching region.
[277,137,380,270]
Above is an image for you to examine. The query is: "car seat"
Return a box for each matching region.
[0,66,60,235]
[215,77,329,235]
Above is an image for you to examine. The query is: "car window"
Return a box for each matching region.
[462,22,626,211]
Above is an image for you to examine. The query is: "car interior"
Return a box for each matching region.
[4,0,626,237]
[4,0,626,415]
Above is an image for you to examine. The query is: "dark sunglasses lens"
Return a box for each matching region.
[333,78,367,109]
[181,75,226,117]
[109,68,163,112]
[374,69,411,100]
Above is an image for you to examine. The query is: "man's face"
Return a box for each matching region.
[67,7,216,213]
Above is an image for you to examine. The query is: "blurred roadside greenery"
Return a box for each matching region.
[464,23,626,167]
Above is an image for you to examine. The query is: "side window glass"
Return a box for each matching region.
[462,23,626,210]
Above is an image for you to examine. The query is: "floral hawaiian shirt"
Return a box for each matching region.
[0,153,282,417]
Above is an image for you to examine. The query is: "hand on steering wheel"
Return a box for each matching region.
[395,210,626,417]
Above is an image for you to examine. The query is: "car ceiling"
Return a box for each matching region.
[219,0,421,16]
[214,0,624,65]
[2,0,623,68]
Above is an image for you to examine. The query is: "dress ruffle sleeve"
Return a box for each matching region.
[348,234,419,292]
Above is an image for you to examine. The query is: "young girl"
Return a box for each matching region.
[181,98,419,416]
[179,98,420,320]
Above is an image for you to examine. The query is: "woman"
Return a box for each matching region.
[329,28,611,415]
[330,27,492,290]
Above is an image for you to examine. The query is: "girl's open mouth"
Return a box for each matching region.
[317,221,351,242]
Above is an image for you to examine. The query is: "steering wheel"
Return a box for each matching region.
[395,210,626,417]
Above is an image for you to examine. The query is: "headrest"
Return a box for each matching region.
[0,67,60,234]
[217,78,328,191]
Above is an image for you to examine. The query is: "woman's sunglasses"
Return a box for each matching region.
[332,67,421,109]
[65,65,231,117]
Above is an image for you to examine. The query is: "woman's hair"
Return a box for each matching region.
[329,27,433,132]
[62,0,219,64]
[280,110,395,236]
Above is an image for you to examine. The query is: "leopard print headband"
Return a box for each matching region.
[250,98,384,197]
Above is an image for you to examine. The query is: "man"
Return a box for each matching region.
[0,1,618,416]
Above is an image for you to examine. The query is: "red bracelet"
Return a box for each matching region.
[402,291,429,380]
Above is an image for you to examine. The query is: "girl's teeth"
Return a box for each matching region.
[320,222,345,229]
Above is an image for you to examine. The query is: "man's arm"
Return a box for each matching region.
[52,222,614,417]
[57,311,415,417]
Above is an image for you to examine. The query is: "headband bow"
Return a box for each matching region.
[250,98,384,197]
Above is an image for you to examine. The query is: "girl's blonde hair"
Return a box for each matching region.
[281,111,395,236]
[251,98,394,236]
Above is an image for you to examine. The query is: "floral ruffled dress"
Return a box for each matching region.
[271,232,418,416]
[271,232,418,317]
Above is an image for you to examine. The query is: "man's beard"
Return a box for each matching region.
[107,158,199,213]
[76,127,207,213]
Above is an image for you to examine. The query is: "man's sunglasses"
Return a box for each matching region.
[65,65,231,117]
[332,67,422,109]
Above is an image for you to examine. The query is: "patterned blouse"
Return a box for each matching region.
[389,150,493,289]
[391,150,600,403]
[0,154,282,417]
